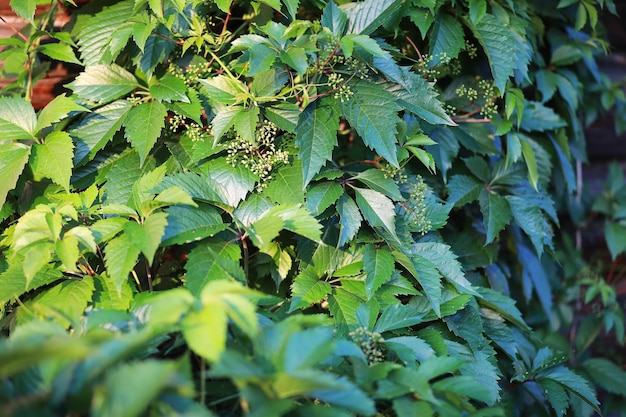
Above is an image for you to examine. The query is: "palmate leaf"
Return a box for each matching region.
[70,100,132,166]
[469,13,518,94]
[344,0,403,35]
[30,132,74,191]
[295,98,339,186]
[123,101,167,165]
[0,142,31,209]
[340,79,401,166]
[479,189,512,244]
[68,64,139,104]
[362,244,394,299]
[0,96,37,140]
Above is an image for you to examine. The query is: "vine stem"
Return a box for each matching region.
[0,16,29,42]
[404,34,423,61]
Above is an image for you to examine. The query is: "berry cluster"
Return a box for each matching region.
[349,327,386,364]
[225,121,289,191]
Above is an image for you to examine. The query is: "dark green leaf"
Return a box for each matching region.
[336,194,362,246]
[321,0,348,36]
[362,244,394,299]
[538,366,600,414]
[429,12,465,65]
[479,189,511,244]
[305,181,343,216]
[353,187,401,245]
[161,203,227,246]
[345,0,403,35]
[123,101,167,166]
[353,168,402,201]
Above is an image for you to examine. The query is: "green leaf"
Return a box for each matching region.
[337,194,362,247]
[469,0,487,24]
[0,265,62,305]
[296,98,339,186]
[38,43,82,65]
[0,142,31,208]
[214,0,232,12]
[77,0,135,66]
[233,105,260,143]
[263,162,305,204]
[477,287,529,330]
[200,75,248,106]
[429,12,465,65]
[479,189,511,244]
[411,242,478,296]
[70,100,132,166]
[104,232,141,293]
[162,203,228,246]
[469,14,517,94]
[374,302,427,332]
[353,168,403,201]
[519,101,567,132]
[92,273,133,310]
[290,267,332,311]
[321,0,348,36]
[266,102,300,132]
[353,187,400,245]
[340,79,400,166]
[507,195,549,256]
[149,73,189,103]
[185,243,245,293]
[410,253,443,317]
[583,358,626,397]
[30,132,74,191]
[605,221,626,260]
[248,204,321,252]
[10,0,36,20]
[182,304,229,362]
[446,175,483,208]
[36,94,88,133]
[155,172,225,204]
[68,64,139,104]
[0,96,37,140]
[123,101,167,166]
[345,0,403,35]
[362,244,394,299]
[305,181,343,216]
[537,379,569,417]
[537,366,600,414]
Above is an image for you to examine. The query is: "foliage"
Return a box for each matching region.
[0,0,624,416]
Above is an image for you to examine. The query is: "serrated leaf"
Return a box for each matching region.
[353,168,403,201]
[583,358,626,397]
[214,0,231,12]
[429,12,465,65]
[537,378,569,417]
[411,242,478,296]
[200,76,248,106]
[263,162,305,204]
[149,73,189,103]
[479,189,511,244]
[92,273,133,310]
[353,187,400,245]
[104,232,141,293]
[0,96,37,140]
[296,98,339,185]
[321,0,348,35]
[38,43,82,65]
[362,244,394,299]
[337,194,362,246]
[155,172,225,204]
[538,366,600,414]
[30,132,74,191]
[123,101,167,165]
[77,0,134,66]
[507,195,549,256]
[340,79,400,166]
[477,287,529,330]
[36,95,88,133]
[68,64,138,104]
[248,204,321,252]
[70,100,132,166]
[182,300,228,362]
[161,203,227,246]
[10,0,36,20]
[305,181,343,216]
[290,267,332,311]
[345,0,403,35]
[469,14,517,94]
[410,253,442,317]
[0,265,62,305]
[232,105,260,143]
[519,101,567,132]
[516,240,552,316]
[374,302,427,332]
[185,243,245,293]
[211,106,243,143]
[446,175,483,208]
[0,142,31,208]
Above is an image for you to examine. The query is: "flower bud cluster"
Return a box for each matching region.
[225,121,289,192]
[406,175,432,235]
[327,72,353,103]
[168,62,211,87]
[349,327,386,364]
[167,114,210,142]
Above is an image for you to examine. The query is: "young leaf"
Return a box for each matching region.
[295,98,339,186]
[0,142,31,208]
[123,101,167,165]
[339,79,401,167]
[182,301,229,362]
[68,64,139,104]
